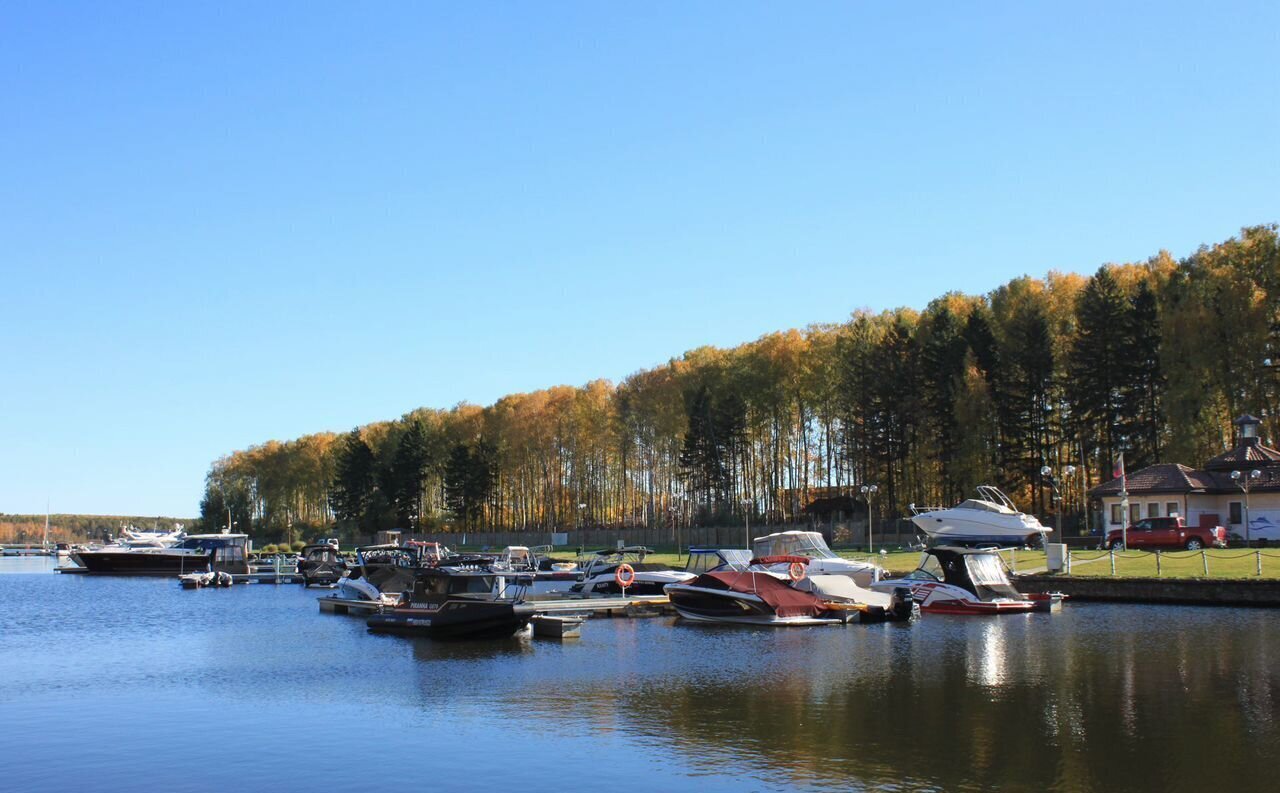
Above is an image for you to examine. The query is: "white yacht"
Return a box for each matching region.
[909,486,1049,546]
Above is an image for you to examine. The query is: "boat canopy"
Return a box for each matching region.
[926,547,1022,600]
[751,531,838,560]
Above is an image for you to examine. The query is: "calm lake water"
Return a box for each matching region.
[2,557,1276,792]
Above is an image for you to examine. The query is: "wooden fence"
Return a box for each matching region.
[355,517,926,552]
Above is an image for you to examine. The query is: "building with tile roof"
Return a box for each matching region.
[1088,415,1280,541]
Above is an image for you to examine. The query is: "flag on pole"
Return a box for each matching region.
[1113,453,1126,490]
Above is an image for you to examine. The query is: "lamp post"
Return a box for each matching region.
[1040,464,1076,543]
[742,499,753,552]
[1231,469,1263,545]
[859,484,878,552]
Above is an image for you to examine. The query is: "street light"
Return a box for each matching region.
[1230,469,1263,545]
[1040,464,1076,543]
[742,499,753,552]
[859,484,878,552]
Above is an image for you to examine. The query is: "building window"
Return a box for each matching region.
[1130,503,1141,524]
[1167,502,1179,517]
[1110,504,1122,525]
[1229,502,1243,525]
[1147,503,1160,518]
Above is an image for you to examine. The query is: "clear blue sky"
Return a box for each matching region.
[2,2,1277,517]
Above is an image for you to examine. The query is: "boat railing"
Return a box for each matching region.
[908,502,943,516]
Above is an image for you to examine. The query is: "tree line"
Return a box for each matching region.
[199,225,1280,541]
[0,514,190,544]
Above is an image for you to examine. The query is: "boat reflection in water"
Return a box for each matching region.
[398,605,1279,792]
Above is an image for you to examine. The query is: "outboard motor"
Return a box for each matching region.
[890,586,915,621]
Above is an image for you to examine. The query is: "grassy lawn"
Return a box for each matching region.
[1060,548,1280,579]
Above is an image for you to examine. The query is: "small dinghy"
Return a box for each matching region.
[531,614,585,639]
[179,570,234,589]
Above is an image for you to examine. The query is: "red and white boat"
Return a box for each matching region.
[871,546,1065,615]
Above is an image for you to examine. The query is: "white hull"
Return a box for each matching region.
[911,512,1047,544]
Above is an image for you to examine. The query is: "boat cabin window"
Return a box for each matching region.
[214,545,245,563]
[445,576,496,595]
[965,554,1012,587]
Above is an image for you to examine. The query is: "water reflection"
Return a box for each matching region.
[2,561,1277,793]
[418,609,1280,793]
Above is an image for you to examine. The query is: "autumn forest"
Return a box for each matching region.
[199,225,1280,542]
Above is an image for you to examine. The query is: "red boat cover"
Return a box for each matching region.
[698,572,827,618]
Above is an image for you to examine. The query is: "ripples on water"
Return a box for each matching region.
[1,559,1277,792]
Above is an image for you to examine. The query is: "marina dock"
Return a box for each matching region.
[318,593,673,617]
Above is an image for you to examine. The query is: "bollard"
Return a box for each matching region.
[1066,549,1072,575]
[1156,550,1161,578]
[1258,551,1263,578]
[1202,550,1209,577]
[1110,549,1116,576]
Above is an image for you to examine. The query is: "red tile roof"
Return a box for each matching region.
[1205,440,1280,470]
[1089,461,1280,496]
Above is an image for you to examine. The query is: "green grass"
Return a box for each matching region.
[1060,548,1280,580]
[457,544,1280,581]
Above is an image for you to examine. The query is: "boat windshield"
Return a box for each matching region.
[956,499,1012,514]
[685,549,751,574]
[911,553,944,581]
[752,532,838,560]
[965,553,1013,587]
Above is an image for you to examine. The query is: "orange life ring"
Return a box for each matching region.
[615,563,636,589]
[788,561,806,582]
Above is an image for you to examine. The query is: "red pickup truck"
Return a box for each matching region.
[1105,517,1228,550]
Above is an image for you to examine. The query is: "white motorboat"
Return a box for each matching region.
[569,546,695,596]
[909,486,1049,546]
[335,545,423,604]
[870,547,1065,614]
[750,531,882,586]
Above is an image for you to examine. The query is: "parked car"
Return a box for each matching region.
[1104,517,1227,550]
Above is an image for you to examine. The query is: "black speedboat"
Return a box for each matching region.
[297,543,347,587]
[367,563,537,640]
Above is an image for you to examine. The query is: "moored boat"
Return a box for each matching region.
[336,545,423,604]
[871,546,1066,614]
[750,531,882,585]
[366,563,536,640]
[298,542,347,587]
[665,557,913,626]
[75,533,249,576]
[569,546,694,596]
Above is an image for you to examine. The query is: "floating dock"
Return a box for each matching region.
[318,593,673,617]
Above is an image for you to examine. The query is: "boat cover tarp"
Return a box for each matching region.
[695,572,827,618]
[801,574,893,608]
